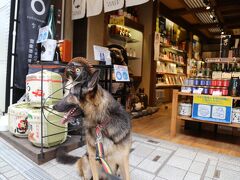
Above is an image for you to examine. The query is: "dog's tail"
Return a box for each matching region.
[56,146,80,164]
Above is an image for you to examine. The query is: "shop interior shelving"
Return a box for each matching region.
[170,90,240,137]
[205,57,240,63]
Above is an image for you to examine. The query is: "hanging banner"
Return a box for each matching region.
[14,0,50,89]
[72,0,86,20]
[87,0,102,17]
[192,95,232,124]
[125,0,149,7]
[104,0,124,13]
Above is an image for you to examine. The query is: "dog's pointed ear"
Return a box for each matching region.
[87,70,100,91]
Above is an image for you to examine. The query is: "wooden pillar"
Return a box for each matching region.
[170,89,179,137]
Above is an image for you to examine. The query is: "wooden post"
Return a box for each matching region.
[170,89,179,137]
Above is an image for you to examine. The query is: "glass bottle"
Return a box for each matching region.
[47,5,56,39]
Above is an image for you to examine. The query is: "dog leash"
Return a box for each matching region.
[95,124,113,175]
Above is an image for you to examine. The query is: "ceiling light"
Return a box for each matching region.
[221,31,224,35]
[210,14,214,19]
[206,6,210,10]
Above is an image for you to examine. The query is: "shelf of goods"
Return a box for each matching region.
[170,90,240,137]
[205,57,240,63]
[107,15,144,78]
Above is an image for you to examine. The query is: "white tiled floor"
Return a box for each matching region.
[1,133,240,179]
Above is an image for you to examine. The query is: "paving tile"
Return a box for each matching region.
[0,175,7,180]
[175,148,197,160]
[59,174,81,180]
[147,149,171,163]
[184,172,201,180]
[158,165,186,180]
[45,165,68,179]
[0,161,7,168]
[70,170,81,179]
[209,159,218,166]
[189,161,206,175]
[195,152,218,164]
[138,158,162,174]
[54,163,76,174]
[158,142,179,151]
[203,177,212,180]
[217,167,240,180]
[167,155,192,170]
[9,174,27,180]
[205,165,216,178]
[217,161,240,172]
[0,165,13,173]
[131,144,155,158]
[40,161,55,171]
[129,154,145,167]
[154,177,167,180]
[3,169,19,178]
[156,147,173,154]
[131,169,155,180]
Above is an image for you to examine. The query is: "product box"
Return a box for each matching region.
[26,70,63,107]
[232,108,240,123]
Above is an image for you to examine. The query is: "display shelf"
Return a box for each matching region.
[156,72,177,75]
[177,116,240,128]
[109,34,139,43]
[170,90,240,137]
[128,56,140,60]
[160,43,186,53]
[159,58,186,66]
[205,57,240,63]
[156,84,181,88]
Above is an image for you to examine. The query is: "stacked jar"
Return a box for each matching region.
[209,79,230,95]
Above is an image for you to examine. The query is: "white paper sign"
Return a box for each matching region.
[104,0,124,13]
[72,0,86,20]
[41,39,57,61]
[125,0,149,7]
[37,26,49,43]
[93,45,111,65]
[114,65,130,82]
[87,0,103,17]
[154,32,160,61]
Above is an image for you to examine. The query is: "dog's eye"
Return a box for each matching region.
[75,68,81,73]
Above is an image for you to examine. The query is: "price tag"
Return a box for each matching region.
[37,26,49,43]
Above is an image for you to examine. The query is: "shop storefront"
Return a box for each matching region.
[1,0,240,167]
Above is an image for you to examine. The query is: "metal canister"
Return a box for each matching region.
[209,87,214,95]
[200,78,206,86]
[194,78,200,86]
[222,79,230,87]
[222,87,228,96]
[216,79,223,87]
[205,78,211,86]
[188,78,194,86]
[204,68,211,77]
[211,79,217,86]
[203,86,209,94]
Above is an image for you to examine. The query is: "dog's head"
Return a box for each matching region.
[53,70,100,124]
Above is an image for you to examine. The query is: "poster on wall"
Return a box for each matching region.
[87,0,103,17]
[192,95,232,124]
[72,0,86,20]
[104,0,124,13]
[14,0,50,90]
[125,0,149,7]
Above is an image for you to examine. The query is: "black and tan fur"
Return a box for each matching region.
[54,68,131,180]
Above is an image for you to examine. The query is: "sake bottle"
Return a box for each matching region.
[47,5,56,39]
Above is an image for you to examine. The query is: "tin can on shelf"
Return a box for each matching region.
[205,78,211,86]
[209,87,214,95]
[188,78,194,86]
[222,87,229,96]
[216,79,223,87]
[211,79,217,86]
[200,78,206,86]
[222,79,230,87]
[203,86,209,95]
[194,78,200,86]
[204,68,211,77]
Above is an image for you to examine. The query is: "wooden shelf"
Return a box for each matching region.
[157,72,177,75]
[109,34,139,43]
[178,116,240,128]
[160,43,186,53]
[205,57,240,63]
[158,58,186,66]
[128,56,140,60]
[156,84,181,88]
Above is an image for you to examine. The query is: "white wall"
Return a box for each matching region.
[0,0,11,112]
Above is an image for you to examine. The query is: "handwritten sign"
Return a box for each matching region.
[192,95,232,123]
[72,0,86,20]
[104,0,124,13]
[114,65,130,82]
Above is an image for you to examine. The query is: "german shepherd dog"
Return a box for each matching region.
[53,61,131,180]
